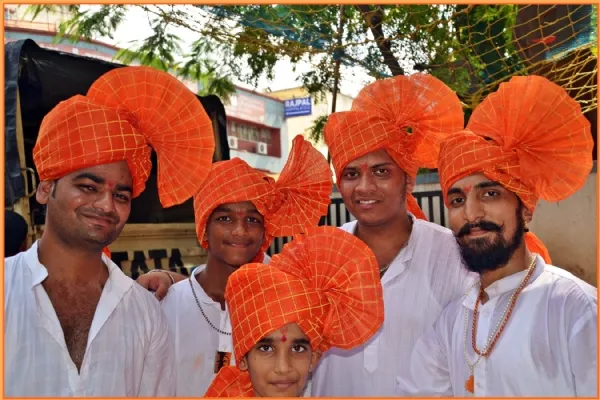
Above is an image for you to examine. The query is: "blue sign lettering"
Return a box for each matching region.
[284,97,312,118]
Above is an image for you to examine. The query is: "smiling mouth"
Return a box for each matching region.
[225,242,252,248]
[464,229,494,238]
[82,215,115,227]
[270,381,296,389]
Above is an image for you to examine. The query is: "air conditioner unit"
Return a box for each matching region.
[227,136,238,149]
[257,142,268,155]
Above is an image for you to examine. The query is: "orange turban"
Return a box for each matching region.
[194,135,333,260]
[33,66,215,207]
[324,74,464,221]
[439,75,594,264]
[204,226,385,397]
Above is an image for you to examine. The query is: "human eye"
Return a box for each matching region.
[449,197,465,207]
[113,193,131,203]
[342,170,358,180]
[373,168,389,176]
[78,184,97,193]
[292,344,308,353]
[483,190,500,198]
[258,344,273,352]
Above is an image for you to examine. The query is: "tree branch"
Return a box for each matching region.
[355,5,404,76]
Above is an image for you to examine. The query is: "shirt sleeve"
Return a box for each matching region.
[569,305,597,396]
[396,315,453,396]
[138,302,176,396]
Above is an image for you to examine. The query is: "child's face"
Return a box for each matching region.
[205,201,265,267]
[239,323,321,397]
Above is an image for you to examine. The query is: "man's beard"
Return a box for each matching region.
[455,209,525,275]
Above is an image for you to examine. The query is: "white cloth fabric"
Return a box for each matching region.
[4,241,175,397]
[161,254,271,397]
[309,218,474,396]
[397,255,598,397]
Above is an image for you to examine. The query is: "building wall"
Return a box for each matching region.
[529,168,597,286]
[267,87,354,160]
[225,88,287,174]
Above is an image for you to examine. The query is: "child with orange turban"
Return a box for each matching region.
[139,135,334,396]
[204,226,384,397]
[399,75,597,397]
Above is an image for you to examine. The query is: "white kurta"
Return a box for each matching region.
[4,241,175,397]
[161,254,271,397]
[309,219,475,396]
[397,255,598,397]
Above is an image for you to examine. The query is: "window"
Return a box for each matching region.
[227,119,274,145]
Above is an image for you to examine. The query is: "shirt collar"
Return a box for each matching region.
[190,265,222,306]
[25,240,133,294]
[348,214,417,285]
[463,254,546,310]
[25,241,47,287]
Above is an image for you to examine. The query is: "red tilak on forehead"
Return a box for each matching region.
[106,180,117,190]
[463,184,473,194]
[235,211,245,218]
[280,326,288,342]
[359,163,369,173]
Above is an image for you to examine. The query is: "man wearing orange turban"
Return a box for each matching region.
[204,226,384,397]
[398,76,597,397]
[310,74,476,397]
[4,66,215,396]
[136,135,333,396]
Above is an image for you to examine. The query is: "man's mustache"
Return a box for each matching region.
[458,221,502,237]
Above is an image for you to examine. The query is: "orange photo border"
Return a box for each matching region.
[0,1,598,399]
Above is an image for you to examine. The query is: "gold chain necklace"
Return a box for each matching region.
[463,255,537,394]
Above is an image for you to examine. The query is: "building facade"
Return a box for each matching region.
[4,4,289,175]
[224,88,288,174]
[267,87,355,161]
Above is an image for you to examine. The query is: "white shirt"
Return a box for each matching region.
[397,256,598,397]
[161,254,271,397]
[310,219,475,396]
[4,241,175,397]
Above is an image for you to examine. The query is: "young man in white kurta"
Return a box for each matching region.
[397,75,598,397]
[311,73,470,396]
[397,255,597,396]
[310,217,473,396]
[4,243,175,396]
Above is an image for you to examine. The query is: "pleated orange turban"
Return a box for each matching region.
[324,74,464,221]
[204,226,385,397]
[439,75,594,264]
[33,66,215,208]
[194,135,333,261]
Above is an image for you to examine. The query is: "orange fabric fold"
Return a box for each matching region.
[102,247,111,259]
[439,75,593,212]
[439,75,593,264]
[204,366,254,398]
[193,135,333,260]
[33,66,216,207]
[324,74,464,220]
[525,232,552,265]
[204,226,384,397]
